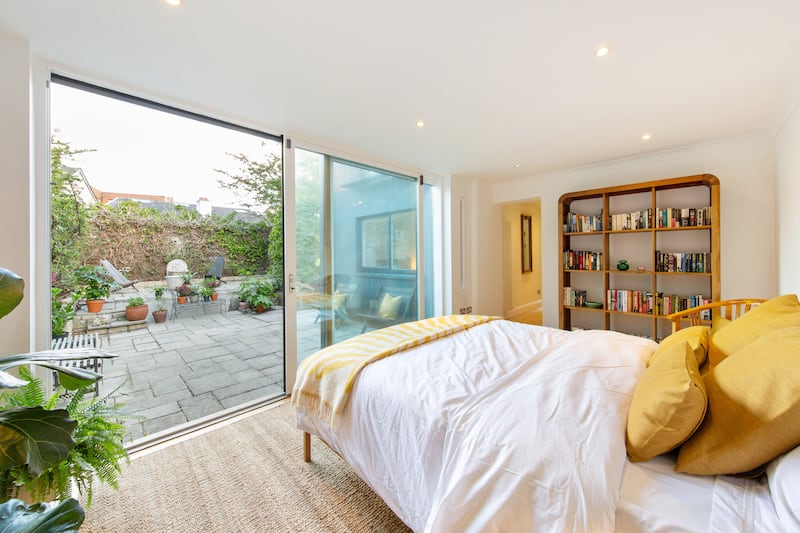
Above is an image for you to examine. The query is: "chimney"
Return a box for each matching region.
[196,197,212,216]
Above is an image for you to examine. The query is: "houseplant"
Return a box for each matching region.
[75,265,114,313]
[124,296,148,321]
[152,286,168,323]
[237,277,276,313]
[0,267,120,530]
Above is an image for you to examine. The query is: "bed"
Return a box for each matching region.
[292,297,800,532]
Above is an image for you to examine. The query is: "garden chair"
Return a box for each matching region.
[205,256,225,283]
[100,259,139,291]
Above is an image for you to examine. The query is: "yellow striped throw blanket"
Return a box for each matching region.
[291,314,495,430]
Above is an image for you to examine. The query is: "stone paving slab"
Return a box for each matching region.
[96,308,288,443]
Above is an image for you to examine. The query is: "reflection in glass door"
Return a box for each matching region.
[294,149,420,361]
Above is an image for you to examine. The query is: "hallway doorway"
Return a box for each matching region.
[501,199,542,326]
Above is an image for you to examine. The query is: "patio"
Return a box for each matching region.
[62,278,371,443]
[98,303,286,442]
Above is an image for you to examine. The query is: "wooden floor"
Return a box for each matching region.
[506,309,542,326]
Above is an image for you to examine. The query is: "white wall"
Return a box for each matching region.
[0,30,32,354]
[471,135,777,327]
[775,103,800,297]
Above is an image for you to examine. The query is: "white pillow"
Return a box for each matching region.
[767,445,800,529]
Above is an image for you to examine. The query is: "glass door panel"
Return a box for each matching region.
[295,149,419,362]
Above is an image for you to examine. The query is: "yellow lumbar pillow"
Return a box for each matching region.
[627,341,707,462]
[676,326,800,476]
[657,325,709,367]
[378,292,403,319]
[708,294,800,367]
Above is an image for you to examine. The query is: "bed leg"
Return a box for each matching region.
[303,431,311,462]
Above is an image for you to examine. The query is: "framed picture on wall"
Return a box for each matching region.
[521,214,532,273]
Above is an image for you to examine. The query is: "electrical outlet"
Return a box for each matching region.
[465,306,472,313]
[459,308,466,314]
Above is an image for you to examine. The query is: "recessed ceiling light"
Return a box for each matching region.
[165,0,182,6]
[642,133,652,141]
[595,46,610,57]
[416,120,425,128]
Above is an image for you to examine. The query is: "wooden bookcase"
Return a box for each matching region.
[558,174,720,340]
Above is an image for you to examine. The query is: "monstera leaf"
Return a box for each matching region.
[0,498,84,532]
[0,407,77,476]
[0,268,24,321]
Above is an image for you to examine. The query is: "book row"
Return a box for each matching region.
[565,206,712,233]
[606,291,711,317]
[563,250,603,271]
[563,289,712,318]
[563,288,588,307]
[655,251,711,273]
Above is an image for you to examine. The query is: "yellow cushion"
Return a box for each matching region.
[626,341,707,462]
[332,291,348,309]
[710,315,731,336]
[378,293,403,319]
[676,326,800,475]
[708,294,800,367]
[657,325,709,367]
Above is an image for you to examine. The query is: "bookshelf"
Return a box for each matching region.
[558,174,720,340]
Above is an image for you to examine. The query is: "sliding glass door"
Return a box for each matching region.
[294,149,419,361]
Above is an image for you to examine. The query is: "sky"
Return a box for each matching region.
[50,82,280,207]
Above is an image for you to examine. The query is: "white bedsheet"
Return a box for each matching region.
[296,320,657,532]
[616,455,784,533]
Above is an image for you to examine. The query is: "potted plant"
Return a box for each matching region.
[76,265,114,313]
[237,277,276,313]
[0,267,120,529]
[176,282,192,304]
[124,296,148,321]
[152,286,168,323]
[199,282,214,302]
[189,285,200,304]
[51,287,78,339]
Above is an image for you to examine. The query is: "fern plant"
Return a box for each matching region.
[0,367,129,506]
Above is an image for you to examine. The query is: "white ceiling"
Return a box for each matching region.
[2,0,800,180]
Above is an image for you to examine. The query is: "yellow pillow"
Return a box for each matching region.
[708,294,800,367]
[676,326,800,475]
[332,290,348,309]
[710,315,731,336]
[626,341,707,462]
[657,325,709,367]
[378,293,403,319]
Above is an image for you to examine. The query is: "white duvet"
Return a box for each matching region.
[296,320,657,532]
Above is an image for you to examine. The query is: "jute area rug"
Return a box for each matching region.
[82,402,411,532]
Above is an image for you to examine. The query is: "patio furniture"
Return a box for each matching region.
[205,256,225,282]
[165,259,189,290]
[50,332,103,395]
[101,259,140,291]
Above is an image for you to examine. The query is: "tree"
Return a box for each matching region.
[50,136,94,292]
[215,144,284,286]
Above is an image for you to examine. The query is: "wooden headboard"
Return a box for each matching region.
[666,299,766,333]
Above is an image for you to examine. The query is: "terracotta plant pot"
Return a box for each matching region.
[125,304,149,321]
[210,293,218,301]
[177,296,187,304]
[152,309,168,324]
[86,299,105,313]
